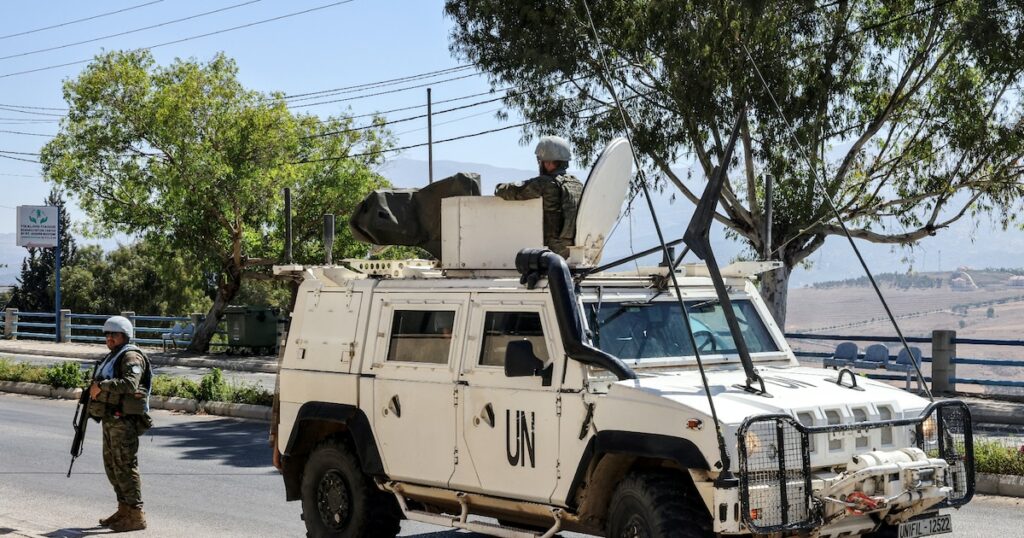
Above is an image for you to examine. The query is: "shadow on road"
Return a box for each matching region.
[41,525,111,537]
[147,416,269,468]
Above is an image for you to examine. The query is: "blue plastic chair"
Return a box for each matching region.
[857,344,890,369]
[892,346,924,390]
[824,341,858,369]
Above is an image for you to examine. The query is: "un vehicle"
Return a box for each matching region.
[271,139,974,537]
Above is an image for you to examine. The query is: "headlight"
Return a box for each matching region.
[745,431,762,455]
[921,417,937,440]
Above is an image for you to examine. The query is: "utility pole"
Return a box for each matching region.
[763,174,773,259]
[427,87,434,184]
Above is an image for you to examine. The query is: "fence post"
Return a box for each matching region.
[932,330,957,394]
[60,309,71,343]
[4,308,16,340]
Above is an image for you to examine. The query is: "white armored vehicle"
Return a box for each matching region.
[271,139,974,538]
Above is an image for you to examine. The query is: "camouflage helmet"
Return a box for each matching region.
[534,135,571,162]
[103,315,134,340]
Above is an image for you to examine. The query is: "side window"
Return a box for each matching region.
[386,310,456,364]
[479,311,550,367]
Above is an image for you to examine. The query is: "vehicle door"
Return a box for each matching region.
[366,293,467,487]
[450,295,562,503]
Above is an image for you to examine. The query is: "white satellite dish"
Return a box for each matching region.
[569,137,634,266]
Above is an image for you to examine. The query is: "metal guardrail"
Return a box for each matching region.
[787,331,1024,390]
[1,309,227,349]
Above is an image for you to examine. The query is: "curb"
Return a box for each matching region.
[0,381,271,421]
[976,472,1024,497]
[969,406,1024,427]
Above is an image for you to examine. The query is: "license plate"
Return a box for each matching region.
[898,514,952,538]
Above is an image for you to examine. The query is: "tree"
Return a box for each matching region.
[446,0,1024,326]
[8,187,77,311]
[42,51,394,351]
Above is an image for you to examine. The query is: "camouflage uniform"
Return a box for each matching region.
[495,166,583,257]
[89,345,152,509]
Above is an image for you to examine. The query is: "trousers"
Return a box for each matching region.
[101,415,143,507]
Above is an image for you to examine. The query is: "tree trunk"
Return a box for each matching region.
[188,269,243,353]
[759,263,792,330]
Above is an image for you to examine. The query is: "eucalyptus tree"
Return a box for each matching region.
[446,0,1024,325]
[42,50,393,351]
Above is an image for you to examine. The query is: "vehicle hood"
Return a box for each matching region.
[609,365,928,425]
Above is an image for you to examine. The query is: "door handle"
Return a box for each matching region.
[384,394,401,418]
[474,403,495,428]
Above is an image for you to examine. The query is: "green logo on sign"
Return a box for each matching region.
[28,209,48,224]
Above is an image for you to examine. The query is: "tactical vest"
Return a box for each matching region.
[554,173,583,242]
[93,344,152,416]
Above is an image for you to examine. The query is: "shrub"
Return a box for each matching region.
[228,382,274,406]
[974,440,1024,476]
[0,359,49,384]
[198,368,228,402]
[45,361,86,389]
[150,375,201,401]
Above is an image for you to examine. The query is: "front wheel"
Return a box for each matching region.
[606,471,712,538]
[300,440,400,538]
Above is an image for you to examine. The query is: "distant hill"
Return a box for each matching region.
[0,234,24,286]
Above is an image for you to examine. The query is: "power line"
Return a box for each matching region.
[0,150,41,156]
[294,121,536,165]
[0,0,164,41]
[282,66,474,102]
[0,129,54,137]
[289,72,482,108]
[303,95,508,139]
[0,153,40,164]
[0,103,65,112]
[0,0,264,62]
[0,106,62,117]
[0,0,355,80]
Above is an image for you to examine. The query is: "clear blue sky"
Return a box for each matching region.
[0,0,531,233]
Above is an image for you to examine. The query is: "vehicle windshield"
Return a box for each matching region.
[586,299,779,362]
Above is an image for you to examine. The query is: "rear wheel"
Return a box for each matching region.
[300,439,400,538]
[606,471,712,538]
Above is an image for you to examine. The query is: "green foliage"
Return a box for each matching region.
[975,440,1024,476]
[198,367,227,402]
[41,51,395,350]
[446,0,1024,324]
[61,240,210,316]
[150,369,272,406]
[0,359,48,384]
[44,361,86,389]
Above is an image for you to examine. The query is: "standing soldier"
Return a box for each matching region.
[496,135,583,257]
[88,315,153,532]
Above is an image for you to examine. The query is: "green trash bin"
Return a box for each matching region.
[224,305,279,354]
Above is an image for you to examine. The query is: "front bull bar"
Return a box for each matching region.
[736,400,974,534]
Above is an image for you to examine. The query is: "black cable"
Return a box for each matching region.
[0,0,355,80]
[292,121,534,164]
[0,0,164,41]
[0,129,54,137]
[282,66,474,102]
[289,72,481,108]
[0,0,264,62]
[0,153,40,163]
[0,106,63,117]
[303,95,508,139]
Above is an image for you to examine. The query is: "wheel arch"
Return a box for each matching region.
[281,401,384,501]
[568,431,709,524]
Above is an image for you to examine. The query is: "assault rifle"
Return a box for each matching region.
[67,361,99,478]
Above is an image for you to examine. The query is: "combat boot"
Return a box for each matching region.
[99,503,129,527]
[108,507,146,532]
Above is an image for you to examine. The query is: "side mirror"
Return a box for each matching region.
[504,340,545,378]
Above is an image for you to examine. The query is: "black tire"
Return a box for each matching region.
[606,471,713,538]
[300,439,401,538]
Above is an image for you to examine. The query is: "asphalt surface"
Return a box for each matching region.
[0,392,522,538]
[0,392,1019,537]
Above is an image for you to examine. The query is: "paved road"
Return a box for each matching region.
[0,392,1018,537]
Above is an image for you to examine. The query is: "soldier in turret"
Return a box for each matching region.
[495,135,583,257]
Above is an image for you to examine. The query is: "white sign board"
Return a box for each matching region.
[16,205,59,248]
